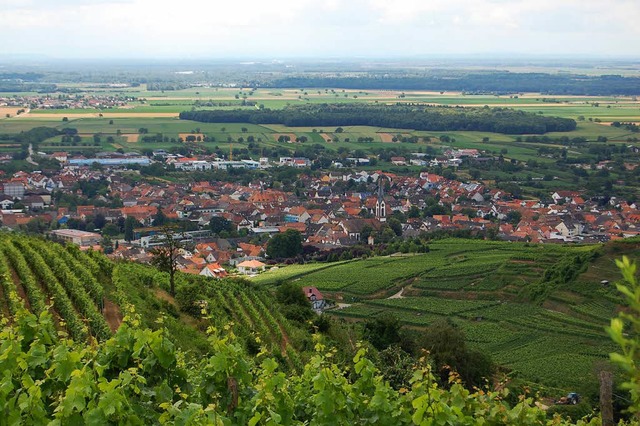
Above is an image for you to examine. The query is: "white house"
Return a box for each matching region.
[237,259,267,275]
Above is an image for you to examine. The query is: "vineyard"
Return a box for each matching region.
[264,239,625,391]
[0,234,634,398]
[0,234,304,372]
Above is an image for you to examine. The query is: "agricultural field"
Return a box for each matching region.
[264,238,627,391]
[1,87,639,157]
[2,85,640,199]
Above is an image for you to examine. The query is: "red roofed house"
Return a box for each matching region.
[302,286,326,312]
[199,263,228,279]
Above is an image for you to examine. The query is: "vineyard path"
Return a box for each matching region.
[103,298,122,332]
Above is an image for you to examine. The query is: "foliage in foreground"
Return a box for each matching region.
[608,256,640,419]
[0,305,598,425]
[7,255,640,424]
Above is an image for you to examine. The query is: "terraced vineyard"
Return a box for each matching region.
[266,238,625,390]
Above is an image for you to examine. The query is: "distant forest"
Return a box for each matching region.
[180,104,577,134]
[264,73,640,96]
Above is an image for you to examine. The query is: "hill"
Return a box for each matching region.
[253,238,632,393]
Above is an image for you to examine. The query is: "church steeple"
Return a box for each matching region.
[375,177,386,221]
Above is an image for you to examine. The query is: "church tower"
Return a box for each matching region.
[375,178,387,222]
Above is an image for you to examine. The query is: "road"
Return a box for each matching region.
[26,143,38,166]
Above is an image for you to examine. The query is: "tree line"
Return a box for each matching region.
[264,72,640,96]
[180,104,576,134]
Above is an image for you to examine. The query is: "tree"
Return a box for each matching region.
[154,206,167,226]
[124,216,138,242]
[276,282,310,308]
[360,225,374,242]
[102,223,120,237]
[388,217,403,237]
[101,235,114,254]
[417,319,494,389]
[363,313,403,351]
[209,216,232,234]
[266,229,303,259]
[150,226,183,296]
[505,210,522,225]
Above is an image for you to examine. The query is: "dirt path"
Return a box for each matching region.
[388,287,405,299]
[26,143,38,166]
[8,266,31,311]
[0,278,8,319]
[103,298,122,332]
[277,322,291,354]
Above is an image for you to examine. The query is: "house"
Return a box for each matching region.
[237,259,266,275]
[0,196,15,209]
[302,286,327,312]
[199,263,228,279]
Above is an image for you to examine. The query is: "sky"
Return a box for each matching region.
[1,0,640,59]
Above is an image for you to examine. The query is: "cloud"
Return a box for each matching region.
[1,0,639,58]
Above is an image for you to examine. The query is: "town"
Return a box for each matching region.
[1,148,636,279]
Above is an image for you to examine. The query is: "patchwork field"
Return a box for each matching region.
[254,238,634,392]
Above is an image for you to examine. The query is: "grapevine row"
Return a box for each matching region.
[2,240,47,316]
[26,240,111,340]
[49,242,104,304]
[12,239,88,341]
[85,247,114,276]
[0,245,24,315]
[237,291,275,350]
[65,244,101,278]
[242,292,284,352]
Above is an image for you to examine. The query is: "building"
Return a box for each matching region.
[67,157,151,167]
[302,286,327,312]
[2,182,25,199]
[237,259,266,275]
[199,263,227,279]
[50,229,102,247]
[375,180,387,221]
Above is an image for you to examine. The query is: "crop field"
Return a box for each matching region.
[264,238,627,390]
[2,91,640,194]
[2,88,639,158]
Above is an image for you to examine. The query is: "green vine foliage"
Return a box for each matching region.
[1,303,605,425]
[607,256,640,418]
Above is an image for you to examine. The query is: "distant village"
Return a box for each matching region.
[1,149,639,281]
[0,94,133,113]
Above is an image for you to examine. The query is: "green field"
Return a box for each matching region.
[257,238,635,392]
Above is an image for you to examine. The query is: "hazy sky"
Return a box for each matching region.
[2,0,639,59]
